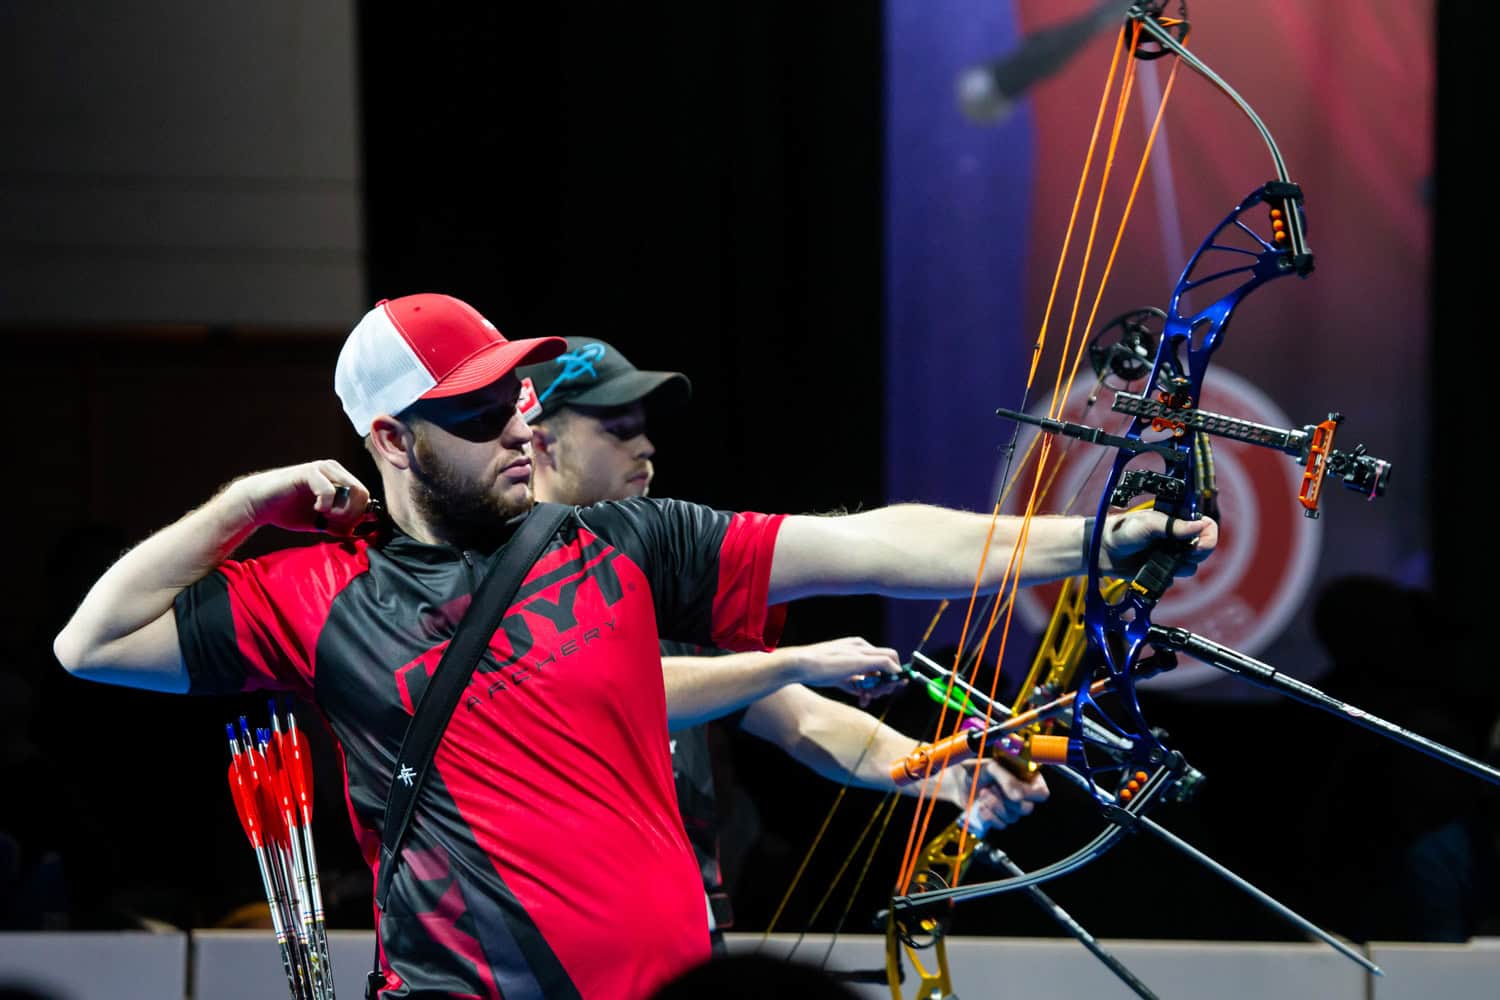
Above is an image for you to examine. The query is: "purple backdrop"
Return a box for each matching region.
[883,1,1432,698]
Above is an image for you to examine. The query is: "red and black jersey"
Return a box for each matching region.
[174,498,786,999]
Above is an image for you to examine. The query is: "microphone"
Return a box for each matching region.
[956,3,1127,124]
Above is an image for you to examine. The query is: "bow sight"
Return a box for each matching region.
[1106,391,1392,517]
[1004,298,1394,520]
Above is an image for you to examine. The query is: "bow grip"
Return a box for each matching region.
[1127,537,1198,606]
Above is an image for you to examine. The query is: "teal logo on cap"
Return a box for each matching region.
[537,343,607,403]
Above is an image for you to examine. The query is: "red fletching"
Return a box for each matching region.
[265,735,303,834]
[227,756,264,848]
[284,723,315,826]
[263,730,284,776]
[247,747,290,845]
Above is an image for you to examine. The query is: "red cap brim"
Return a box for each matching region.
[420,336,567,400]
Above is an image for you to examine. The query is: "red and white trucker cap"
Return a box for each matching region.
[334,293,566,434]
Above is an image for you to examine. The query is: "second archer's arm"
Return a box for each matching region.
[664,636,900,729]
[741,684,1048,828]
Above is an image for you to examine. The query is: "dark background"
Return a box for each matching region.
[3,2,1494,949]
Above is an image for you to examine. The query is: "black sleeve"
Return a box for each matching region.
[577,498,731,647]
[577,497,787,651]
[174,572,253,695]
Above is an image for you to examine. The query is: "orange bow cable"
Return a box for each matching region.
[1044,27,1144,422]
[1056,57,1183,413]
[942,22,1143,859]
[895,20,1186,898]
[770,13,1191,962]
[1024,24,1132,391]
[956,22,1184,877]
[894,478,1045,895]
[891,22,1137,896]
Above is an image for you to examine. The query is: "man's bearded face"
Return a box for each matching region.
[409,422,532,548]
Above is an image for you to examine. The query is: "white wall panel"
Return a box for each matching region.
[3,931,1494,998]
[738,933,1372,1000]
[0,931,188,1000]
[1372,938,1500,1000]
[191,929,374,1000]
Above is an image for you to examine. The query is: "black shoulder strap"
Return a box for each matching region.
[371,502,571,912]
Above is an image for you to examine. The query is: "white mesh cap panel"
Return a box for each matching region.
[334,304,438,434]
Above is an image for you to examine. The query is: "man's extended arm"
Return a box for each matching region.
[52,461,370,691]
[767,505,1218,603]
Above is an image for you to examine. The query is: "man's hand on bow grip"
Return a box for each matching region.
[1097,510,1219,579]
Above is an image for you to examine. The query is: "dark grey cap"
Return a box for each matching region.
[516,337,691,420]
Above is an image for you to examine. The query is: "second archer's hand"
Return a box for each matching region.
[780,636,906,706]
[937,759,1050,833]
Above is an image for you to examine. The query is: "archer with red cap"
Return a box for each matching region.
[54,292,1216,999]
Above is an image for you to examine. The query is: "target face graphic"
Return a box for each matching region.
[1000,367,1321,691]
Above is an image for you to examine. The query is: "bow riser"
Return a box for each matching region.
[1075,183,1315,778]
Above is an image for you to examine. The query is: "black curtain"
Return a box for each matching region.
[357,1,892,932]
[357,5,883,520]
[1432,3,1483,602]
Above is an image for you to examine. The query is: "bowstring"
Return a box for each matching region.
[888,21,1136,902]
[960,22,1185,880]
[765,13,1189,975]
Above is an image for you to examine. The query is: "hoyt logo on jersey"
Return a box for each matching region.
[393,543,630,713]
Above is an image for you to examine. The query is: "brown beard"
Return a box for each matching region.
[410,427,532,551]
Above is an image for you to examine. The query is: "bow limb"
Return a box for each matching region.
[891,773,1164,1000]
[886,808,1162,1000]
[884,909,954,1000]
[890,752,1185,911]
